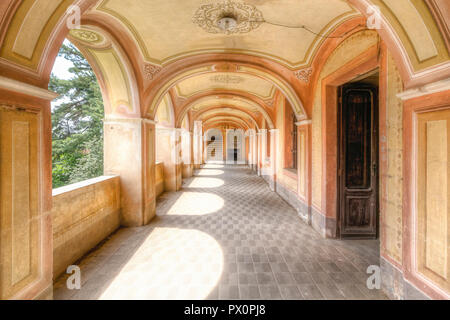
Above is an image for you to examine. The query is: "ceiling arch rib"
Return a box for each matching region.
[204,120,248,132]
[204,121,247,132]
[203,116,251,130]
[174,72,276,101]
[67,25,140,118]
[93,0,359,69]
[154,93,175,127]
[1,0,448,91]
[191,106,260,130]
[146,63,306,122]
[176,92,274,129]
[199,111,258,130]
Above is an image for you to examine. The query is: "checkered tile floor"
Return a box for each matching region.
[54,165,388,300]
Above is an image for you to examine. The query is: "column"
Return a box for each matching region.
[222,128,227,162]
[193,121,203,168]
[104,117,157,227]
[250,130,257,171]
[260,129,268,174]
[267,129,279,191]
[257,131,262,176]
[296,121,312,224]
[182,130,193,178]
[154,127,182,192]
[203,134,208,164]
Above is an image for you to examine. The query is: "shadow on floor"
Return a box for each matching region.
[54,165,388,300]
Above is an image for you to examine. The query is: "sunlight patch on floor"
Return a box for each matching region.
[99,228,224,300]
[203,164,224,169]
[186,177,224,188]
[196,169,224,176]
[164,192,224,215]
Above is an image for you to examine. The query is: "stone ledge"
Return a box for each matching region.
[52,175,119,196]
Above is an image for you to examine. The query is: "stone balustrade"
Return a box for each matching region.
[52,176,120,278]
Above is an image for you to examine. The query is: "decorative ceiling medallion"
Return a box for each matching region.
[193,1,264,35]
[210,74,244,84]
[144,64,162,80]
[70,29,102,43]
[294,67,313,83]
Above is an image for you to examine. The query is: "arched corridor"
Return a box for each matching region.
[0,0,449,301]
[54,165,386,300]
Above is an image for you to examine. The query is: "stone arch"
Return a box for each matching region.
[176,91,274,129]
[348,0,450,88]
[154,93,175,127]
[204,121,247,132]
[67,25,141,118]
[145,61,307,121]
[192,107,260,130]
[1,0,448,91]
[203,116,251,130]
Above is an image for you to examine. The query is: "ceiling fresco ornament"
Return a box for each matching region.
[210,74,244,84]
[69,29,102,44]
[192,0,264,35]
[294,67,313,83]
[144,64,162,80]
[212,63,239,72]
[265,98,275,107]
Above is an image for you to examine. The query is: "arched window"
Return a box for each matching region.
[49,41,104,188]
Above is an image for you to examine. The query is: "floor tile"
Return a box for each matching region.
[53,165,388,301]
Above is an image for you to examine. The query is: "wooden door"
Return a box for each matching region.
[338,84,379,239]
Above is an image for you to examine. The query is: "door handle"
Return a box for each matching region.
[372,163,377,176]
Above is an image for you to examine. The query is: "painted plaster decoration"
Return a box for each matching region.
[212,63,239,72]
[69,29,102,44]
[210,74,244,84]
[144,64,162,80]
[216,95,234,100]
[265,98,275,107]
[294,67,313,82]
[193,0,264,35]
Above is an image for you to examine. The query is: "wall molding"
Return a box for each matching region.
[397,78,450,100]
[0,76,59,101]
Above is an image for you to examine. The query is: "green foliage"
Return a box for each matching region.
[50,42,104,188]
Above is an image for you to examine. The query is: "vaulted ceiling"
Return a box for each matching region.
[93,0,359,68]
[1,0,449,132]
[88,0,362,130]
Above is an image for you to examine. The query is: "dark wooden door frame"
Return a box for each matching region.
[337,83,380,239]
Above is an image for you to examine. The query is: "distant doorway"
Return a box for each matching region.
[226,129,244,164]
[234,136,238,162]
[206,129,223,163]
[338,79,379,239]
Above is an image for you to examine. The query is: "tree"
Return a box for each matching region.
[49,42,104,188]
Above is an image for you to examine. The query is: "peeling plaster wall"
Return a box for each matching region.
[381,53,404,264]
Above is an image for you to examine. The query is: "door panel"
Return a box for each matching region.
[339,85,379,239]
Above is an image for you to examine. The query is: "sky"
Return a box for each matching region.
[50,40,76,109]
[51,39,74,80]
